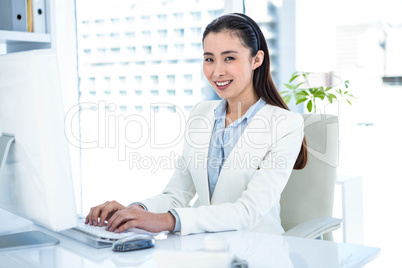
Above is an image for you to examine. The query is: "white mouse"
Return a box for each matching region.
[112,234,155,252]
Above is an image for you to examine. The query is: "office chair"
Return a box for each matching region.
[280,114,342,240]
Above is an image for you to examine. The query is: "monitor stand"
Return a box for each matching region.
[0,133,60,251]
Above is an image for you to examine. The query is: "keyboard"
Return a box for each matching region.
[60,218,148,248]
[74,219,135,240]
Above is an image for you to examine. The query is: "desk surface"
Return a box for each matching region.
[1,209,380,268]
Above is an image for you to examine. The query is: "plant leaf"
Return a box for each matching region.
[284,83,294,90]
[295,82,304,89]
[296,98,308,105]
[280,90,289,95]
[346,99,352,105]
[345,80,350,88]
[289,74,299,83]
[297,90,309,96]
[325,86,332,91]
[307,100,313,112]
[282,95,292,104]
[328,93,337,99]
[295,92,306,101]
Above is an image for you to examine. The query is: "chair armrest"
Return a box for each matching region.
[283,217,342,239]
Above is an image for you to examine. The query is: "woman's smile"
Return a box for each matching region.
[214,80,233,89]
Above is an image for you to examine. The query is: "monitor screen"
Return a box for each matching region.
[0,50,76,232]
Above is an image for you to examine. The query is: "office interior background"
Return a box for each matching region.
[1,0,400,266]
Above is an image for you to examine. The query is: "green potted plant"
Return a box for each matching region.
[280,72,355,113]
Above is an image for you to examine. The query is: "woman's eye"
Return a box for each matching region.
[225,57,234,61]
[204,58,213,62]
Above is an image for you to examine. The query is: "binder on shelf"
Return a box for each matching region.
[33,0,46,33]
[0,0,28,32]
[27,0,33,32]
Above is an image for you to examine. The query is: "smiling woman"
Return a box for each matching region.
[86,13,308,236]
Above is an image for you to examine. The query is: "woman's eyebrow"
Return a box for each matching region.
[203,50,238,56]
[221,50,238,55]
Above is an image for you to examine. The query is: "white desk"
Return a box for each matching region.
[1,209,380,268]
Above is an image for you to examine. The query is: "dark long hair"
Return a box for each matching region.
[202,13,308,170]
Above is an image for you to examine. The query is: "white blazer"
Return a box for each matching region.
[141,100,304,236]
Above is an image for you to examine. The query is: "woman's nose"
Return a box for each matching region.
[213,63,226,78]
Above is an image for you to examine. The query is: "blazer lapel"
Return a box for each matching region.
[187,102,216,205]
[211,104,273,202]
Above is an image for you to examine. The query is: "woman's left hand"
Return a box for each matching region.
[105,206,175,233]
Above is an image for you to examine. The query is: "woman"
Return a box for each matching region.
[86,13,308,236]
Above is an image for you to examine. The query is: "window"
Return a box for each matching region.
[111,18,120,24]
[120,105,127,112]
[135,105,143,112]
[208,10,223,19]
[191,43,201,52]
[127,46,136,54]
[191,27,202,36]
[134,90,142,96]
[167,89,176,96]
[111,48,120,54]
[150,90,159,95]
[150,75,159,84]
[184,74,193,83]
[119,91,127,96]
[167,75,175,83]
[158,29,168,39]
[158,45,168,54]
[184,105,193,112]
[158,14,167,23]
[174,29,184,38]
[83,49,91,55]
[190,12,201,20]
[174,44,185,52]
[151,105,160,113]
[142,31,151,39]
[134,76,142,84]
[119,76,126,84]
[143,46,152,54]
[125,32,135,38]
[126,17,135,24]
[167,105,176,113]
[141,15,151,24]
[184,89,193,95]
[110,33,120,39]
[174,13,184,22]
[95,19,105,25]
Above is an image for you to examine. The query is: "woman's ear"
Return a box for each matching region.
[252,50,264,70]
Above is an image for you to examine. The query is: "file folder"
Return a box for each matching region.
[0,0,28,32]
[28,0,33,32]
[33,0,46,33]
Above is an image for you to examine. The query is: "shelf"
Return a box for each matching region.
[0,30,51,44]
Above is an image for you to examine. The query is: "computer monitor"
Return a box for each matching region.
[0,50,77,242]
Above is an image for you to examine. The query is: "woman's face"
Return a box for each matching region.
[203,31,262,105]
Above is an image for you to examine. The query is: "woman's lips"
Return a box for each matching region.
[214,80,233,90]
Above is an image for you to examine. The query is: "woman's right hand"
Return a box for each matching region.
[85,200,126,227]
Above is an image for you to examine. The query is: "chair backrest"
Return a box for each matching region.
[280,114,339,233]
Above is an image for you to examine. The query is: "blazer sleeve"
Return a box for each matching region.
[174,112,304,236]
